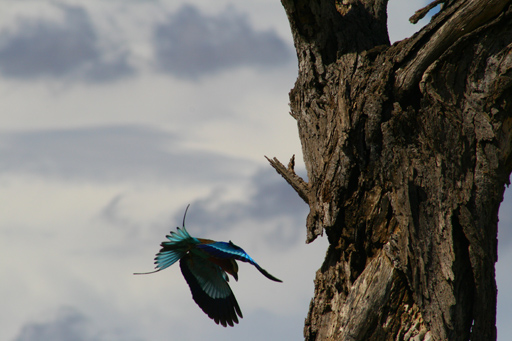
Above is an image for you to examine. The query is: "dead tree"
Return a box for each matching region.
[266,0,512,340]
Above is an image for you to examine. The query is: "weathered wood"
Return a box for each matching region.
[395,0,510,98]
[265,155,310,204]
[269,0,512,339]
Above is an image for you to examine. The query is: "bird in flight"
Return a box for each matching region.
[134,205,282,327]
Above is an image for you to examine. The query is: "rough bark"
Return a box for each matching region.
[268,0,512,340]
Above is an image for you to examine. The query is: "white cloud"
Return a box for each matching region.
[0,125,255,182]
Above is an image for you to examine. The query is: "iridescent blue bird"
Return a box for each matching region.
[134,205,282,327]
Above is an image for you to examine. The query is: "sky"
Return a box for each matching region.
[0,1,510,340]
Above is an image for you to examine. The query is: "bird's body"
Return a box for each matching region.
[135,206,282,327]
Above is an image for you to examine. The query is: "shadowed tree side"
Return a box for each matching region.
[267,0,512,340]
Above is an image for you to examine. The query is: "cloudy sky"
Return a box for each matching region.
[0,1,510,340]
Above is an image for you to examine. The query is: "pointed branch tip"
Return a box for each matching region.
[410,0,446,24]
[265,155,310,204]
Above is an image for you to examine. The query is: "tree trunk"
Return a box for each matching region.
[267,0,512,340]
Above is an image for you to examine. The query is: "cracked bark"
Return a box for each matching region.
[268,0,512,340]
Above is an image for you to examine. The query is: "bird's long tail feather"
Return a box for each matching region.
[133,269,162,275]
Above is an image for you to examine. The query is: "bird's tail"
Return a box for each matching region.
[134,204,197,275]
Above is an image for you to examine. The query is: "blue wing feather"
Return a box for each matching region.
[197,241,282,282]
[196,241,255,263]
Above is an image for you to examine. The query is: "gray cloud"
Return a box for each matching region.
[178,167,309,247]
[0,5,133,82]
[153,5,292,79]
[15,308,88,341]
[94,164,308,250]
[0,125,253,182]
[14,307,139,341]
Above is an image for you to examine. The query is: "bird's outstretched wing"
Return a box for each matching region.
[180,254,243,327]
[196,241,283,282]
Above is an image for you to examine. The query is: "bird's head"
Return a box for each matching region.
[224,259,239,281]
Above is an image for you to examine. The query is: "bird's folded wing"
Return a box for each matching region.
[180,254,243,327]
[196,241,255,262]
[197,242,283,282]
